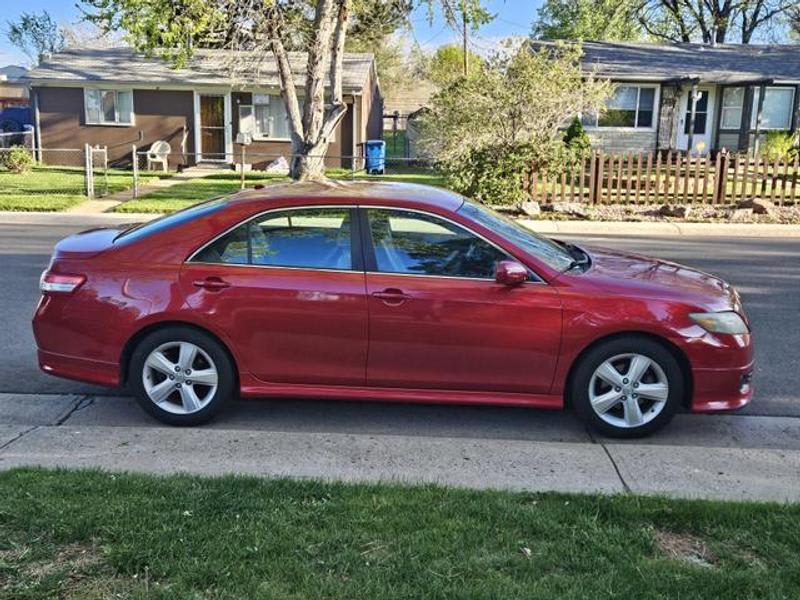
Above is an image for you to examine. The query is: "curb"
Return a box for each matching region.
[0,211,159,226]
[519,219,800,238]
[3,211,800,238]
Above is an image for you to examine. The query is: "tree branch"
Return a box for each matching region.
[302,0,337,145]
[320,0,350,144]
[267,10,304,149]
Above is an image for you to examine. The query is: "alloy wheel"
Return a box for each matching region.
[588,353,669,429]
[142,341,219,415]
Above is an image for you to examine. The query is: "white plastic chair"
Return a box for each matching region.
[146,141,171,172]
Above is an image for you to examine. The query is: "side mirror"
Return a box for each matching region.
[495,260,528,286]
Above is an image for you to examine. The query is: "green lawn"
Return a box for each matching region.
[1,468,798,599]
[0,166,166,212]
[115,167,446,214]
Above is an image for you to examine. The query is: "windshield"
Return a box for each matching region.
[114,196,231,244]
[458,200,574,271]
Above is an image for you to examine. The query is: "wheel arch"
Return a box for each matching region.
[562,331,693,409]
[119,320,240,390]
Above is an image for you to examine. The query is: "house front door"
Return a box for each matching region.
[677,87,716,155]
[199,94,227,161]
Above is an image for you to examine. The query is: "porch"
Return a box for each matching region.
[659,79,798,156]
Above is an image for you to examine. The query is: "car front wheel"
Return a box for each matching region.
[129,326,235,426]
[570,336,685,438]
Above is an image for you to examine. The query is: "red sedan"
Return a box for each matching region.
[33,182,753,437]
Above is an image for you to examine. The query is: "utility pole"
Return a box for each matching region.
[461,0,468,77]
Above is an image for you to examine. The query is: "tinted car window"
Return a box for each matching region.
[458,200,574,272]
[367,209,507,279]
[116,196,230,244]
[193,207,353,271]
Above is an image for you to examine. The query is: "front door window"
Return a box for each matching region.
[366,209,508,279]
[684,90,709,135]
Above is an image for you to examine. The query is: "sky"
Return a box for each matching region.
[0,0,541,66]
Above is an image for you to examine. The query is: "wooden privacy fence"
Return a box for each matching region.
[526,151,800,205]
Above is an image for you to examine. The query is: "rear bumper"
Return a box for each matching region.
[37,349,119,388]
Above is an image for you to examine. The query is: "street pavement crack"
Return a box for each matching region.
[55,395,94,426]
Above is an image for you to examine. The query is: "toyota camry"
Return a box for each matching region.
[33,181,754,437]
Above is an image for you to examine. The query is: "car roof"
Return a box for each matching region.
[226,180,465,213]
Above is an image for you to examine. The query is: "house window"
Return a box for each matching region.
[751,87,795,130]
[84,89,133,125]
[239,95,338,142]
[720,87,744,129]
[241,94,290,139]
[582,85,657,129]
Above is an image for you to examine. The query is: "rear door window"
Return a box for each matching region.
[192,207,356,271]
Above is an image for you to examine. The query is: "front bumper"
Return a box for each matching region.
[691,361,754,412]
[678,331,754,413]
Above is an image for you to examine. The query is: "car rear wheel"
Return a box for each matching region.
[570,336,684,438]
[129,326,235,425]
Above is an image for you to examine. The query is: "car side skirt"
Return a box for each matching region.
[239,374,564,409]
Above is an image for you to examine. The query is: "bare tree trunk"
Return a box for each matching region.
[267,1,351,181]
[294,0,350,181]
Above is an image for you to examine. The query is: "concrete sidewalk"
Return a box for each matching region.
[65,166,230,214]
[1,393,798,502]
[3,210,800,238]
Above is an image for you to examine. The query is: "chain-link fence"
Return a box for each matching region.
[129,147,438,198]
[0,138,115,211]
[0,139,439,212]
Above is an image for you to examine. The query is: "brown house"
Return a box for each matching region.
[26,48,383,169]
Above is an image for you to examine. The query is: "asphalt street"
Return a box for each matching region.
[2,221,798,417]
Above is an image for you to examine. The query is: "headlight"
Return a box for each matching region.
[689,311,749,334]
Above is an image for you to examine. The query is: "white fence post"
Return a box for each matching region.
[98,145,109,197]
[84,143,95,199]
[132,144,139,198]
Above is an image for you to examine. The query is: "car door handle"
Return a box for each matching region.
[193,277,231,291]
[372,288,411,305]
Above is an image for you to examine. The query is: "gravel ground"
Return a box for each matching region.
[517,203,800,224]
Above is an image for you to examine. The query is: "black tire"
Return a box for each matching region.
[569,336,685,438]
[128,326,235,426]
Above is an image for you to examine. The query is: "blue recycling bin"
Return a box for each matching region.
[364,139,386,174]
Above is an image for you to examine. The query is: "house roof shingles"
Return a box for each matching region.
[27,47,375,92]
[536,41,800,84]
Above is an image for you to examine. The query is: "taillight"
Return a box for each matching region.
[40,271,86,293]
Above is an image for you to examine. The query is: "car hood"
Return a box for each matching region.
[566,245,741,312]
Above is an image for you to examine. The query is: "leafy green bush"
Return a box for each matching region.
[0,146,34,173]
[761,130,798,161]
[563,116,591,154]
[419,41,611,205]
[444,141,571,205]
